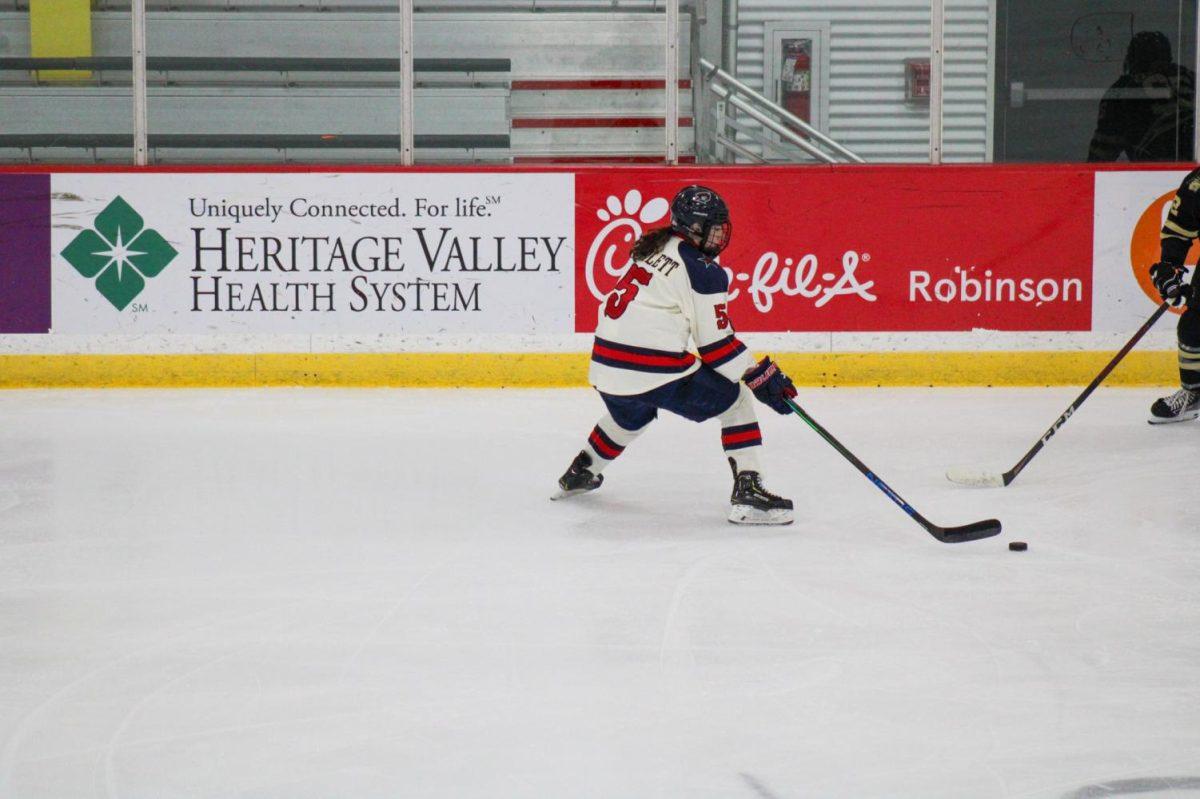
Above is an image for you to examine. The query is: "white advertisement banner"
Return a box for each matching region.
[51,172,574,334]
[1093,170,1191,331]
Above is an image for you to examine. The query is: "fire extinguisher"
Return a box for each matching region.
[780,40,812,125]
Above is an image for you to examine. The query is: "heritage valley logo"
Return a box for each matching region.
[61,196,178,310]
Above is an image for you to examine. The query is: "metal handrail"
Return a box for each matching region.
[708,80,835,164]
[715,133,765,164]
[722,114,807,162]
[699,56,864,164]
[0,57,512,73]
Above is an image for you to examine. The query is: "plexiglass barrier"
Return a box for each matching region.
[1,0,1196,165]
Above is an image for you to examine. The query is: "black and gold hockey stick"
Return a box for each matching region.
[946,301,1171,488]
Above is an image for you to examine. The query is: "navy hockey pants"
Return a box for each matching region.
[579,365,766,474]
[599,365,741,429]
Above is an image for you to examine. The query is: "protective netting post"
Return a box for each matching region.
[929,0,944,164]
[1194,5,1199,161]
[665,0,679,164]
[400,0,415,166]
[132,0,148,165]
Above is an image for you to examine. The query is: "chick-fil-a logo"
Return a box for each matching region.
[738,250,877,311]
[584,189,671,302]
[583,189,878,312]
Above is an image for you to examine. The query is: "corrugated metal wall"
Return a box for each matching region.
[735,0,993,162]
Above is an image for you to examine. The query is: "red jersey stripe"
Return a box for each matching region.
[700,339,742,365]
[589,431,623,459]
[721,429,763,447]
[592,344,696,369]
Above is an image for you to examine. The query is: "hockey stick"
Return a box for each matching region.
[784,397,1001,543]
[946,300,1171,488]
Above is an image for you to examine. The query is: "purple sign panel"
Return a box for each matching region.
[0,174,51,333]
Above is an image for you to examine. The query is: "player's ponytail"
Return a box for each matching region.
[630,227,674,261]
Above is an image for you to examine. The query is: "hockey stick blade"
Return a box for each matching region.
[930,518,1003,544]
[944,468,1009,488]
[785,398,1002,543]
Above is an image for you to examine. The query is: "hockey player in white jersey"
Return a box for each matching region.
[555,185,798,524]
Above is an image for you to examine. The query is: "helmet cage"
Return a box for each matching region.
[674,217,732,257]
[700,220,732,257]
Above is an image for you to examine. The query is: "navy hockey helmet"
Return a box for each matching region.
[670,185,732,257]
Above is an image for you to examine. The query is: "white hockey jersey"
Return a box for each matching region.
[589,234,755,396]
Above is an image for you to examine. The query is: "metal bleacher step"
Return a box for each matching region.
[507,76,694,161]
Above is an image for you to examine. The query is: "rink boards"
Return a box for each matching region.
[0,350,1177,388]
[0,163,1191,387]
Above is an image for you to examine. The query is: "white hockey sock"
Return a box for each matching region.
[718,385,764,474]
[584,414,649,473]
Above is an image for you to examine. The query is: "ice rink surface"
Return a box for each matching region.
[1,386,1198,799]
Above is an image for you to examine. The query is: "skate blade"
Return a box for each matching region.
[1148,409,1200,424]
[550,487,596,501]
[728,505,794,525]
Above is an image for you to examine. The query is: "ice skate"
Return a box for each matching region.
[1148,388,1200,424]
[727,457,793,525]
[551,450,603,500]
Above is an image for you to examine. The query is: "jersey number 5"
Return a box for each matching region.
[604,265,653,320]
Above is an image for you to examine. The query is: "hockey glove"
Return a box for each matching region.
[1150,262,1192,306]
[744,356,798,415]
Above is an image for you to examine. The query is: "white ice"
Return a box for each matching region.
[1,387,1198,799]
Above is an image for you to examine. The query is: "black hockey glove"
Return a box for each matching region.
[744,356,798,415]
[1150,262,1192,306]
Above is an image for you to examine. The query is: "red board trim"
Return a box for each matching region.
[0,163,1194,175]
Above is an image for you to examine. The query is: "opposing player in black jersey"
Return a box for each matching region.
[1149,166,1200,422]
[553,186,798,524]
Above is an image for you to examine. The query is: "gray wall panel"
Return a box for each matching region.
[734,0,993,162]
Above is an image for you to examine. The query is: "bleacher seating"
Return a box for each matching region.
[0,7,693,163]
[0,86,509,162]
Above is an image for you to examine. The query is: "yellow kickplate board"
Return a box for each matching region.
[30,0,92,81]
[0,351,1177,388]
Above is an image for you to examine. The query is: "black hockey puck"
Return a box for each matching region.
[1008,541,1028,552]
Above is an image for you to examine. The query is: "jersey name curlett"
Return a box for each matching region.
[589,235,754,397]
